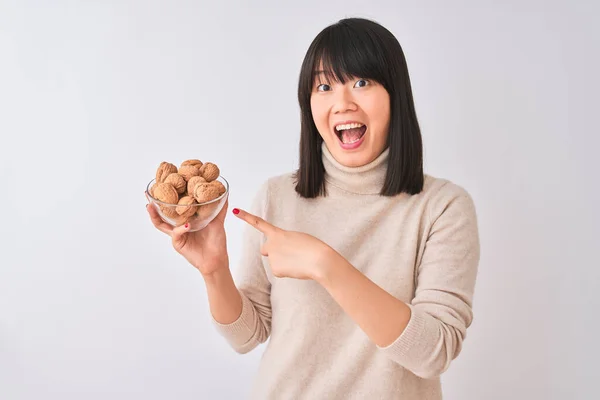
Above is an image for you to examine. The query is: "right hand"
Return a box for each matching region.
[146,194,230,277]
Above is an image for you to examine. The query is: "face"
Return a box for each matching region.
[310,71,391,168]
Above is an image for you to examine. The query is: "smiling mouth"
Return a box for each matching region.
[334,123,367,144]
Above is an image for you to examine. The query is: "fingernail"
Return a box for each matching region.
[232,208,239,215]
[184,223,189,228]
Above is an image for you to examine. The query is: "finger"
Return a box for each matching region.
[146,203,174,235]
[232,208,278,236]
[260,242,269,257]
[214,198,229,223]
[171,221,191,248]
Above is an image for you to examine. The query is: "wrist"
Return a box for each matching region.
[201,263,231,285]
[313,246,344,286]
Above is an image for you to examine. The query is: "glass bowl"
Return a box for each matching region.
[145,175,229,232]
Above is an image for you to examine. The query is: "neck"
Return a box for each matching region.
[321,141,389,195]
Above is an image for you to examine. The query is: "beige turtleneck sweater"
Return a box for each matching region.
[212,142,480,399]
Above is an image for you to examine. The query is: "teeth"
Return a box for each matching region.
[335,123,364,131]
[344,136,362,144]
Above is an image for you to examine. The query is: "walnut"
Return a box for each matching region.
[156,162,178,183]
[187,175,207,196]
[150,158,225,228]
[194,182,220,203]
[178,165,200,181]
[173,214,190,227]
[148,183,157,198]
[196,201,220,220]
[153,183,179,204]
[210,180,226,196]
[199,162,220,182]
[181,159,203,169]
[164,173,186,195]
[160,204,180,219]
[176,196,197,218]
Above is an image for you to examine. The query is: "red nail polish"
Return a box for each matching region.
[184,223,189,228]
[232,208,239,215]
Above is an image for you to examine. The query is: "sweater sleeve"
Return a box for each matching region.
[211,180,272,354]
[377,183,480,379]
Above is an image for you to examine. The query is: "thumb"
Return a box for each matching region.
[213,198,229,224]
[171,222,191,251]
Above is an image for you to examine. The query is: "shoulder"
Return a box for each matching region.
[250,172,298,212]
[420,174,477,222]
[421,174,473,200]
[259,171,298,199]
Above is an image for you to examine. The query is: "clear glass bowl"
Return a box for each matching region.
[145,176,229,232]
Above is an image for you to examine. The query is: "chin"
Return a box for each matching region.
[331,146,377,168]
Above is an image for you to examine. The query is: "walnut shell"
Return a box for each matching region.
[153,183,179,204]
[156,162,178,183]
[199,162,220,182]
[196,201,220,220]
[173,215,190,227]
[210,180,226,196]
[194,182,220,203]
[159,204,180,219]
[148,183,157,198]
[178,165,200,181]
[181,159,203,169]
[176,196,197,218]
[164,173,186,195]
[187,175,207,196]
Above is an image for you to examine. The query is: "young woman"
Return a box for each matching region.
[147,17,480,400]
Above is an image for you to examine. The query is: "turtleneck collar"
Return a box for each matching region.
[321,141,390,195]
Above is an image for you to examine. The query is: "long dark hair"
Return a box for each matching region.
[294,17,424,198]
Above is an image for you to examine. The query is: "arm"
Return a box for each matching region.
[210,181,273,354]
[316,185,480,379]
[316,254,412,347]
[203,266,243,325]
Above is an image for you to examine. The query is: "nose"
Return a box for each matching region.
[332,86,358,114]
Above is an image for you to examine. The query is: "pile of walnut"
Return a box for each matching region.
[149,159,226,224]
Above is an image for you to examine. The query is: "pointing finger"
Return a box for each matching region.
[232,208,278,236]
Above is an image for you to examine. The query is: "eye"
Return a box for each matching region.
[354,79,369,88]
[317,83,331,92]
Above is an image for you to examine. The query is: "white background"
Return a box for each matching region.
[1,0,598,399]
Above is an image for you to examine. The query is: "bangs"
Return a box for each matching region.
[309,23,391,89]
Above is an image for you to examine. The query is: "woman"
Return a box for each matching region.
[147,17,480,400]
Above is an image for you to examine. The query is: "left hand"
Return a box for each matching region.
[232,207,333,280]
